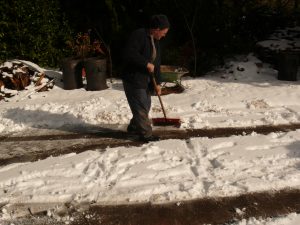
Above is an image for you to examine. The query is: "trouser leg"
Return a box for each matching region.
[123,82,152,137]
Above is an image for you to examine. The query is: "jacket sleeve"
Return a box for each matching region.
[122,30,148,69]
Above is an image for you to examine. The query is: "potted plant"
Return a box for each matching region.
[62,31,108,90]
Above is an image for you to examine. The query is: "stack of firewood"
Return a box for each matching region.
[0,61,54,101]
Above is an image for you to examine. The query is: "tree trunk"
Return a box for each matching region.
[295,0,299,10]
[174,0,198,76]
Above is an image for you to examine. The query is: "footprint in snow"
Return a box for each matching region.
[246,145,271,151]
[210,141,236,151]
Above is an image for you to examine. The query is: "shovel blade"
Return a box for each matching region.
[152,118,181,128]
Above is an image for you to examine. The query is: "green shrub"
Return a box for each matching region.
[0,0,73,67]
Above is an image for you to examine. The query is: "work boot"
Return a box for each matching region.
[127,125,139,135]
[139,135,160,143]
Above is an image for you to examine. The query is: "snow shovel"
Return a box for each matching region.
[151,72,181,127]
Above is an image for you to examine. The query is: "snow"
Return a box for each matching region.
[256,26,300,51]
[1,55,299,134]
[231,213,300,225]
[0,53,299,222]
[0,130,299,205]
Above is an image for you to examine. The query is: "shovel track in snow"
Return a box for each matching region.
[2,188,300,225]
[0,123,300,166]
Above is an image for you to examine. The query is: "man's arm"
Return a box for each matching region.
[122,30,148,69]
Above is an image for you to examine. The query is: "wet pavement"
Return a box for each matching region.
[2,189,300,225]
[1,123,300,166]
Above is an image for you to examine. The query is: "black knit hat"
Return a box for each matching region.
[149,14,170,29]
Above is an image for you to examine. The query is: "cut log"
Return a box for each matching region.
[0,80,4,90]
[36,79,54,92]
[0,60,55,100]
[34,73,45,86]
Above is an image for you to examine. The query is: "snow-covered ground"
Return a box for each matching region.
[232,213,300,225]
[1,54,300,133]
[0,53,299,223]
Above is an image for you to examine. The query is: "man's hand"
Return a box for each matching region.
[147,63,161,95]
[155,85,162,96]
[146,63,155,73]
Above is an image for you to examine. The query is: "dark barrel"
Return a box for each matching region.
[278,50,299,81]
[61,57,83,90]
[84,57,108,91]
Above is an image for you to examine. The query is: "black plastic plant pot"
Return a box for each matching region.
[84,57,108,91]
[277,51,299,81]
[61,57,83,90]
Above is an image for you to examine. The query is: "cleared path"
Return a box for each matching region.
[1,123,300,166]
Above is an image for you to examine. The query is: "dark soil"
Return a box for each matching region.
[4,189,300,225]
[72,189,300,225]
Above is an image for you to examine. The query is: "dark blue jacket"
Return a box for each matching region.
[122,28,162,89]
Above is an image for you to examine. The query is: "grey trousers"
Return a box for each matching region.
[123,81,152,137]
